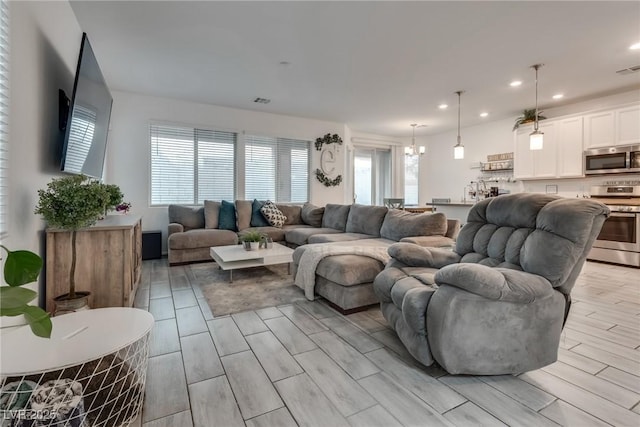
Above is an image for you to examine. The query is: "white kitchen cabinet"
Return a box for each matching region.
[615,104,640,145]
[584,111,615,149]
[557,116,584,177]
[513,122,557,179]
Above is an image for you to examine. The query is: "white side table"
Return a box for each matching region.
[0,308,154,426]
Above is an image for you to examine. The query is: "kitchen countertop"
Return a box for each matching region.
[425,201,477,207]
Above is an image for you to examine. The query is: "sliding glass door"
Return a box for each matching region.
[353,148,391,205]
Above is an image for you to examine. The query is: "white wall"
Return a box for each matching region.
[105,91,349,250]
[421,89,640,206]
[6,1,83,306]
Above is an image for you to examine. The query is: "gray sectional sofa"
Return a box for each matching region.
[167,201,460,312]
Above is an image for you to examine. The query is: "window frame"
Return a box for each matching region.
[149,121,238,206]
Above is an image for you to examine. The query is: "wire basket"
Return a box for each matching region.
[0,331,150,427]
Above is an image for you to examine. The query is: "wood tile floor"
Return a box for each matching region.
[131,259,640,426]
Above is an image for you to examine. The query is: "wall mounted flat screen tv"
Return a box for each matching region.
[60,33,112,179]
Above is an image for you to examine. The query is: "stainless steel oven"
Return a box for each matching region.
[584,145,640,175]
[589,183,640,267]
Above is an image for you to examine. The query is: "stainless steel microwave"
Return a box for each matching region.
[584,145,640,175]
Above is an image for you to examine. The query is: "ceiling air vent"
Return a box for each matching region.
[253,97,271,104]
[616,65,640,75]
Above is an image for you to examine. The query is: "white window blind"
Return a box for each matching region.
[0,0,8,239]
[245,135,309,203]
[150,124,236,205]
[404,155,419,206]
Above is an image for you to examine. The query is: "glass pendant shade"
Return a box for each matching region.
[454,135,464,159]
[530,129,544,150]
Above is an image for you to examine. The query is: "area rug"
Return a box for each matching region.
[190,262,307,316]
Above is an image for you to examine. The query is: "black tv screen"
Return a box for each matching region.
[60,33,112,179]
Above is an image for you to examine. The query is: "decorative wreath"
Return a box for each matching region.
[315,169,342,187]
[314,133,343,151]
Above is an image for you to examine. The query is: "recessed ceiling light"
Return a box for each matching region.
[438,104,448,109]
[630,42,640,50]
[552,94,564,100]
[480,112,489,118]
[510,80,522,87]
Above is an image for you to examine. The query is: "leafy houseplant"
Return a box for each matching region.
[102,184,124,215]
[513,108,547,131]
[34,175,111,308]
[0,246,52,338]
[240,231,264,251]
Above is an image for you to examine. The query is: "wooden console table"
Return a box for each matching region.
[45,215,142,312]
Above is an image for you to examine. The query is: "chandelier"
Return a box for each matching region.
[405,124,425,156]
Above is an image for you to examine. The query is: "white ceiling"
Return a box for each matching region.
[69,1,640,137]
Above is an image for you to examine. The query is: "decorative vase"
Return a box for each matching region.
[260,237,273,249]
[53,291,91,316]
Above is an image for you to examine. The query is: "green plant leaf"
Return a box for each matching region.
[0,286,37,309]
[22,305,52,338]
[2,247,43,287]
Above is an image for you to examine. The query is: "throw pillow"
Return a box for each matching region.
[301,203,324,227]
[218,200,238,231]
[250,199,270,227]
[204,200,221,229]
[380,210,447,241]
[168,205,204,231]
[260,201,287,228]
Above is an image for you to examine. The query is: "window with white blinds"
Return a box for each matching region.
[245,135,309,203]
[0,0,8,239]
[150,124,236,205]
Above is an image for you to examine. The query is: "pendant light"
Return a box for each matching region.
[453,90,465,159]
[405,124,426,156]
[529,64,544,150]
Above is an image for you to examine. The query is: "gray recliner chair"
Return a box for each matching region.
[373,193,609,375]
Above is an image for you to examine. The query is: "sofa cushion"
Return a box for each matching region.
[235,200,252,230]
[308,233,376,244]
[204,200,220,229]
[169,228,238,250]
[238,226,286,242]
[380,211,447,241]
[286,227,342,246]
[301,203,324,227]
[277,204,303,225]
[219,200,238,231]
[317,254,385,287]
[168,205,204,231]
[346,204,388,237]
[322,204,351,231]
[261,201,287,227]
[400,235,455,248]
[250,199,270,227]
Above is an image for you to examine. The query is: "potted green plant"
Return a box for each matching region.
[34,175,111,313]
[0,246,52,337]
[240,231,264,251]
[513,108,547,131]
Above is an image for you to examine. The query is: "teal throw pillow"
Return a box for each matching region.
[250,199,270,227]
[218,200,237,231]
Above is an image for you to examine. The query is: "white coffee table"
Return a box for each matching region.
[210,242,294,282]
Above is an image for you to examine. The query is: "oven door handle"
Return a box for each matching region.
[609,212,637,218]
